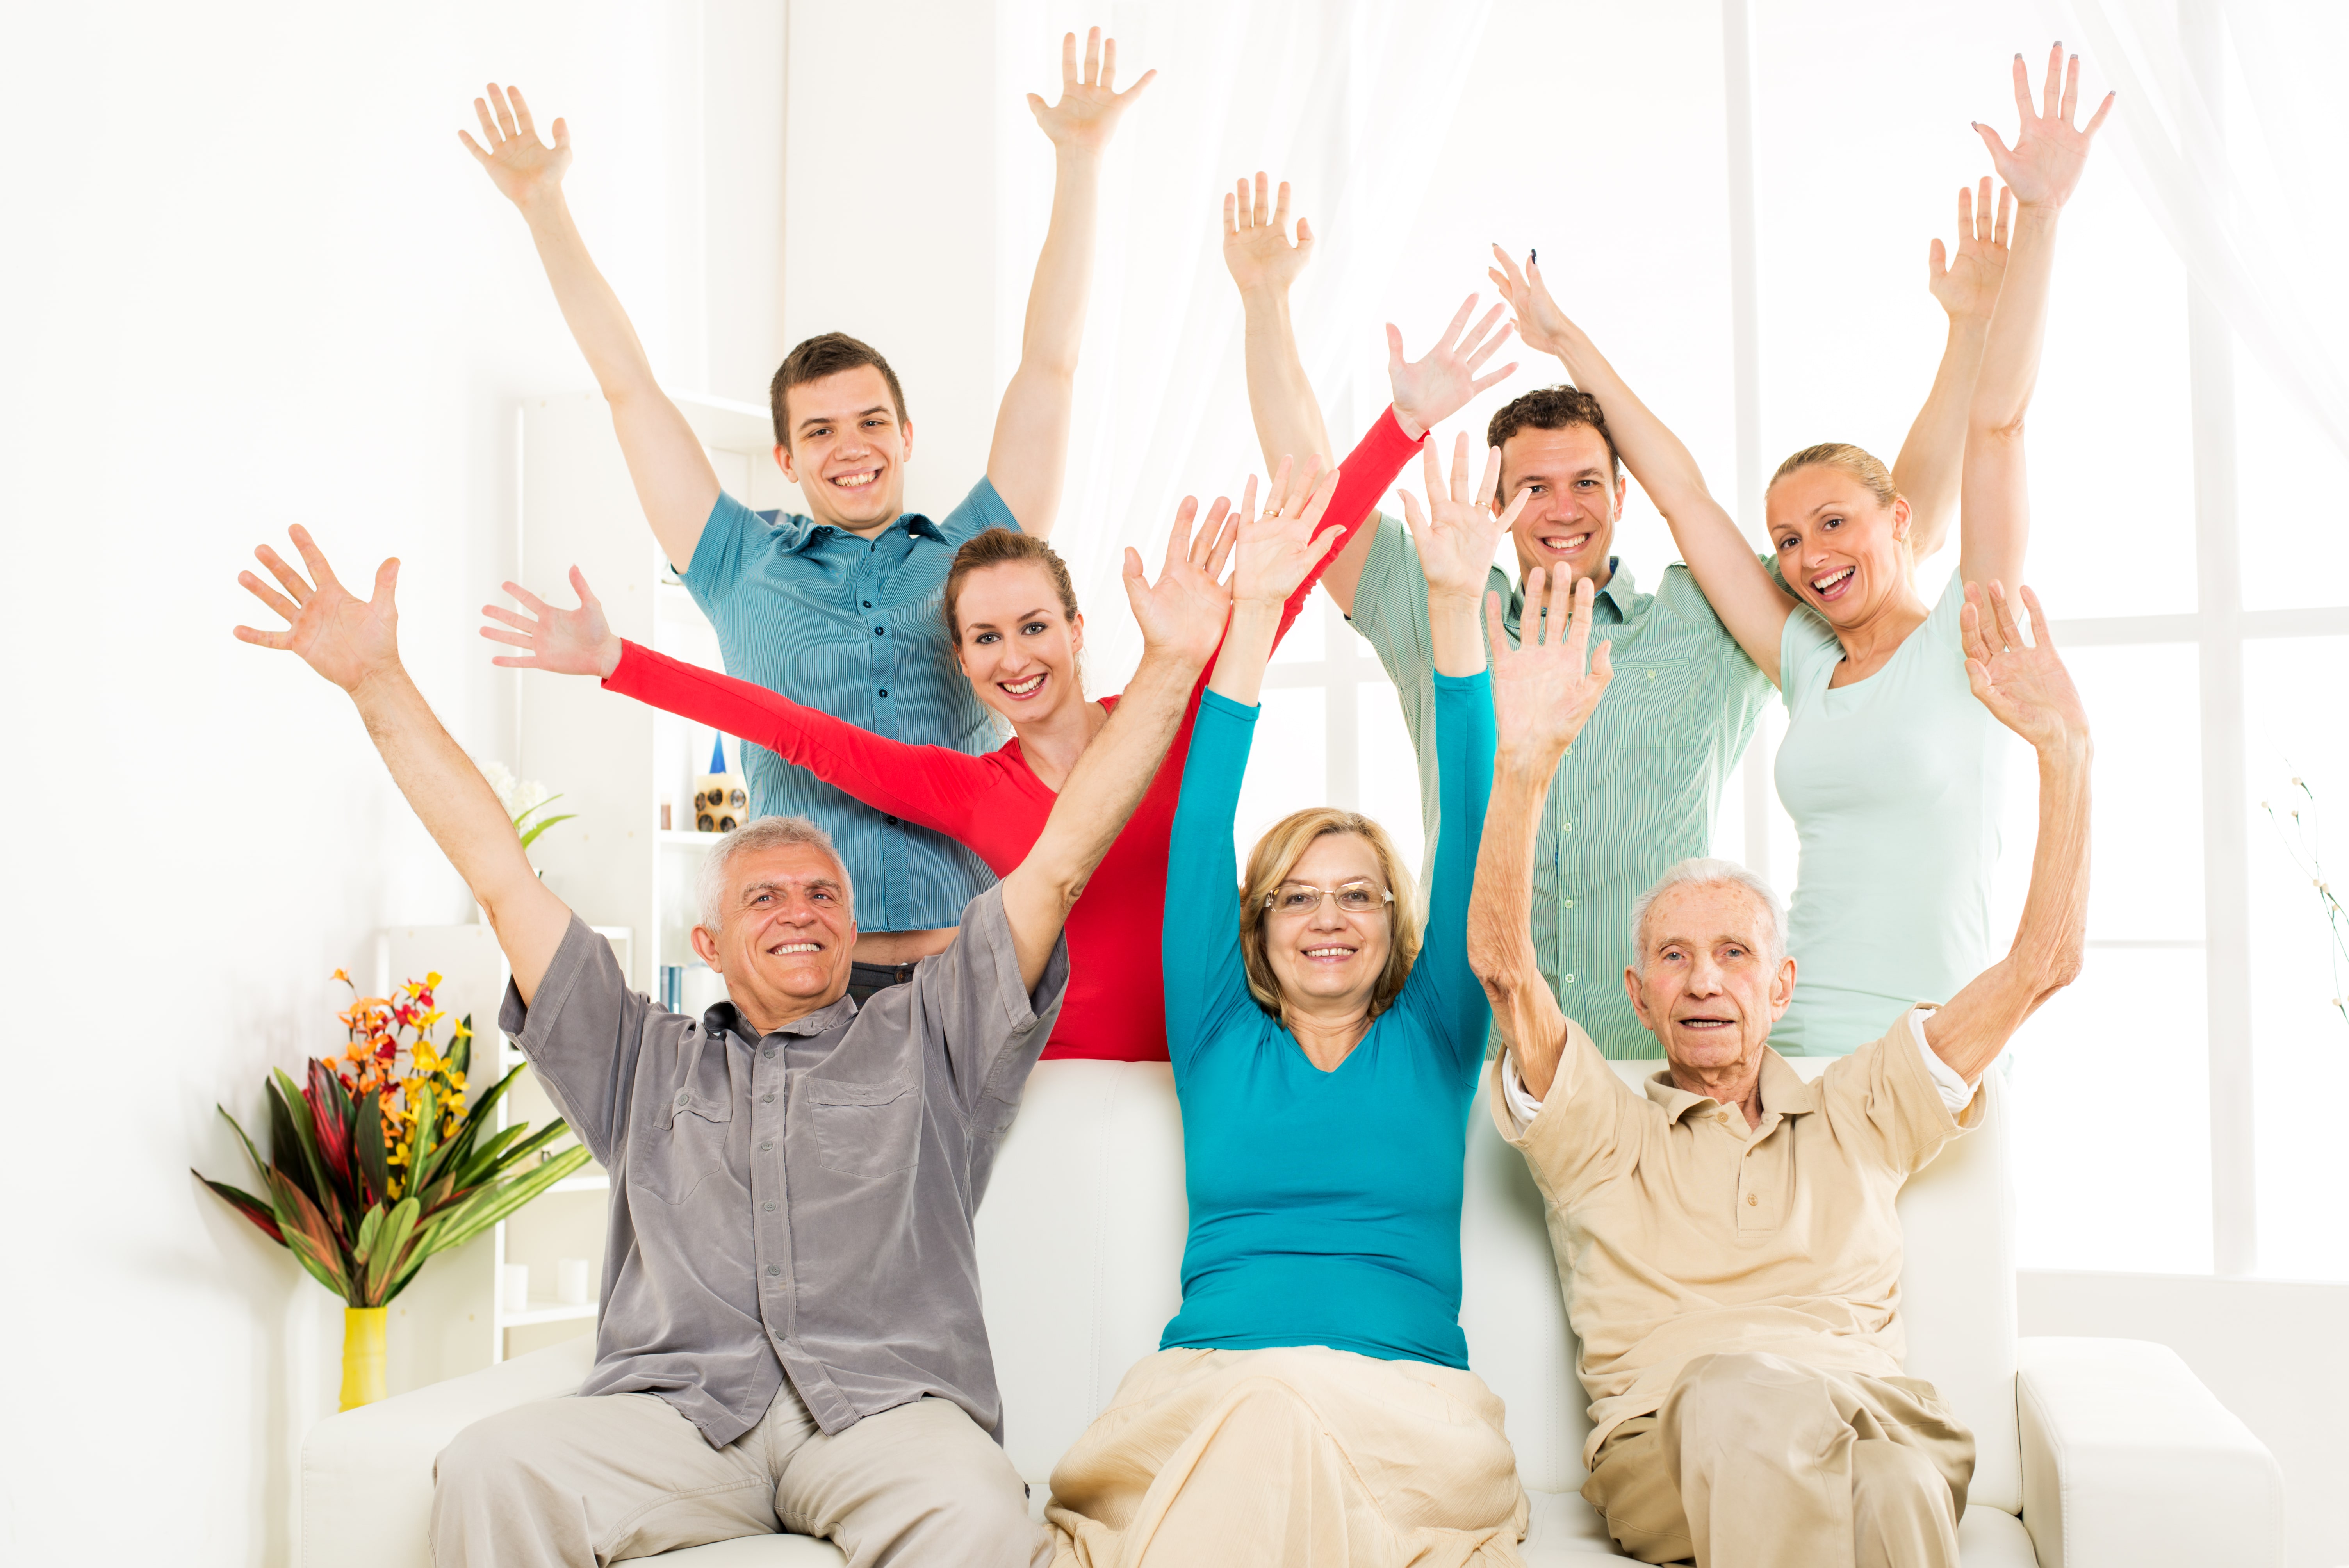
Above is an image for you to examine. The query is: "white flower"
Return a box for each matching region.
[471,757,553,820]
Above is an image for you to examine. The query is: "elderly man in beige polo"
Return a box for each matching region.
[1465,570,2091,1568]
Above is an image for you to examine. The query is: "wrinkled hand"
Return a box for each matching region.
[481,567,622,679]
[1486,246,1576,360]
[1973,45,2112,210]
[1963,581,2089,754]
[234,526,403,694]
[1223,172,1314,296]
[1228,457,1345,609]
[1490,568,1613,760]
[1929,177,2012,324]
[1027,27,1154,155]
[1400,432,1524,603]
[1388,295,1516,440]
[458,83,572,209]
[1124,496,1238,670]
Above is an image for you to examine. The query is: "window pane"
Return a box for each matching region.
[2235,347,2349,613]
[2242,637,2349,1278]
[1233,687,1326,872]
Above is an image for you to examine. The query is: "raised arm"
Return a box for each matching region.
[1925,583,2091,1084]
[234,527,571,1001]
[1488,247,1793,682]
[461,85,718,570]
[1960,46,2113,594]
[1467,569,1614,1098]
[1399,433,1524,679]
[479,568,995,843]
[989,28,1154,537]
[1891,178,2009,561]
[1001,498,1229,988]
[1206,460,1345,708]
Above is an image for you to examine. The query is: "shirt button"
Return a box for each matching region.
[1747,1192,1758,1206]
[1563,821,1573,832]
[1563,898,1575,909]
[766,1264,781,1276]
[759,1140,773,1151]
[862,600,872,608]
[873,626,886,636]
[884,815,898,825]
[762,1093,776,1104]
[878,688,889,698]
[763,1201,777,1212]
[674,1091,690,1107]
[1648,669,1657,679]
[1563,973,1575,984]
[762,1048,774,1060]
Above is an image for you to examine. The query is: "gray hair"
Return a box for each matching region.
[1627,857,1787,964]
[696,814,855,933]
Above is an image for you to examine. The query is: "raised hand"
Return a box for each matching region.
[1399,432,1525,603]
[1486,246,1576,361]
[1027,27,1155,155]
[234,526,403,693]
[1228,457,1345,608]
[1962,581,2088,754]
[1124,497,1238,668]
[1973,44,2113,210]
[1223,173,1314,296]
[458,83,572,209]
[481,567,621,679]
[1388,295,1517,440]
[1488,567,1614,761]
[1930,176,2012,324]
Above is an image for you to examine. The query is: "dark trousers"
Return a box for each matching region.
[847,960,919,1007]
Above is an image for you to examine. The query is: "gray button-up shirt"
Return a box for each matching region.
[501,885,1069,1448]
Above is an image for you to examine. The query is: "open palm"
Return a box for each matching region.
[1229,458,1344,608]
[1974,45,2112,210]
[1388,294,1515,439]
[1125,497,1237,668]
[1027,28,1154,154]
[481,567,620,678]
[1962,582,2088,752]
[1490,568,1613,759]
[1486,246,1576,361]
[1223,173,1314,295]
[234,526,402,693]
[1400,433,1522,602]
[1929,177,2012,324]
[458,83,571,209]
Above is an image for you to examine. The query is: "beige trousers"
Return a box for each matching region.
[1581,1352,1975,1568]
[1044,1346,1529,1568]
[430,1381,1049,1568]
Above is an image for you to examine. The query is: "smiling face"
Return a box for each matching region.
[1497,423,1627,590]
[1766,464,1913,629]
[1260,831,1395,1016]
[775,365,911,535]
[688,841,857,1028]
[1624,880,1795,1083]
[950,560,1086,727]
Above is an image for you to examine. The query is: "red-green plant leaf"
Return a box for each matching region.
[269,1068,348,1240]
[194,1172,286,1245]
[353,1086,392,1209]
[217,1105,271,1189]
[305,1059,356,1205]
[362,1197,421,1306]
[264,1075,315,1203]
[411,1144,592,1263]
[262,1166,352,1300]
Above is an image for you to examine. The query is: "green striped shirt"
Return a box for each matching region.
[1348,516,1774,1058]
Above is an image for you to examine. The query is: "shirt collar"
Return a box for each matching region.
[1641,1046,1816,1127]
[701,994,858,1042]
[1507,557,1637,625]
[778,511,947,555]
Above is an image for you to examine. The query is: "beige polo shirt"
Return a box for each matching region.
[1492,1008,1981,1467]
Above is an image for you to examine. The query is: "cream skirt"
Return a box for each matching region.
[1045,1345,1529,1568]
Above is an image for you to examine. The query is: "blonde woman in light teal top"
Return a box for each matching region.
[1496,46,2112,1053]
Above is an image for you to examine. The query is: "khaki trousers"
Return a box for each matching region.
[1045,1346,1529,1568]
[1581,1352,1974,1568]
[430,1380,1048,1568]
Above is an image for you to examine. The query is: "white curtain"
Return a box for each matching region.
[993,0,1497,687]
[2048,0,2349,461]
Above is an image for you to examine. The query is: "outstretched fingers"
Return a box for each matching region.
[252,543,314,608]
[237,568,301,628]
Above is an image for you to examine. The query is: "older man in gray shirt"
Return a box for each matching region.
[234,513,1237,1567]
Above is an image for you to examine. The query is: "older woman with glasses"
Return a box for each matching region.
[1045,438,1555,1568]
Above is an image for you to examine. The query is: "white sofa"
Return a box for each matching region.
[304,1059,2282,1566]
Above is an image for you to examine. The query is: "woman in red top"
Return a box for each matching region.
[484,318,1513,1060]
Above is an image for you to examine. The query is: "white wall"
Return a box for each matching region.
[0,2,780,1561]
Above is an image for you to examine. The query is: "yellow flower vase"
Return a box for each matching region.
[340,1306,388,1411]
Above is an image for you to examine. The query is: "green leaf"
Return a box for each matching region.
[353,1202,386,1265]
[353,1087,392,1208]
[445,1122,529,1188]
[516,813,579,853]
[467,1118,574,1184]
[448,1014,473,1079]
[418,1145,593,1259]
[263,1165,352,1300]
[363,1197,421,1305]
[194,1172,287,1245]
[217,1105,271,1189]
[407,1082,442,1187]
[271,1068,344,1238]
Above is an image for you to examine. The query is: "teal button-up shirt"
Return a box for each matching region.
[1348,516,1774,1058]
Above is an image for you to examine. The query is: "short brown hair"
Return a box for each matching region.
[1486,385,1622,477]
[770,332,909,449]
[941,528,1081,646]
[1238,809,1422,1026]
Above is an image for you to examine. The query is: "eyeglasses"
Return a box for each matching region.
[1263,880,1394,918]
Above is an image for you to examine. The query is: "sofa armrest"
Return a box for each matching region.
[2016,1336,2280,1568]
[299,1338,596,1568]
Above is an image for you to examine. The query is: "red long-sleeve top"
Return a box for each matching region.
[606,408,1424,1060]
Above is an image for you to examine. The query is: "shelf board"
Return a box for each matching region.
[499,1299,599,1328]
[659,829,726,849]
[549,1172,611,1194]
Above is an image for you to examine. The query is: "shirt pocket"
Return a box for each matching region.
[1608,657,1696,748]
[803,1076,923,1180]
[640,1087,734,1207]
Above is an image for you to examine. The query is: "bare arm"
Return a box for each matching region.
[1400,434,1526,679]
[234,528,572,1001]
[1488,247,1794,683]
[1206,462,1344,707]
[1001,498,1228,987]
[1467,570,1614,1098]
[1925,583,2091,1084]
[989,29,1155,538]
[1893,178,2008,561]
[462,85,718,570]
[1960,46,2113,595]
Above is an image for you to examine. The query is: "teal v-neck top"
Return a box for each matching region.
[1158,674,1494,1368]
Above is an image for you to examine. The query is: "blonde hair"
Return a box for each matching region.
[1238,808,1422,1026]
[1767,442,1912,566]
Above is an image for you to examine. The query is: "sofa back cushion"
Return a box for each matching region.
[974,1057,2018,1512]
